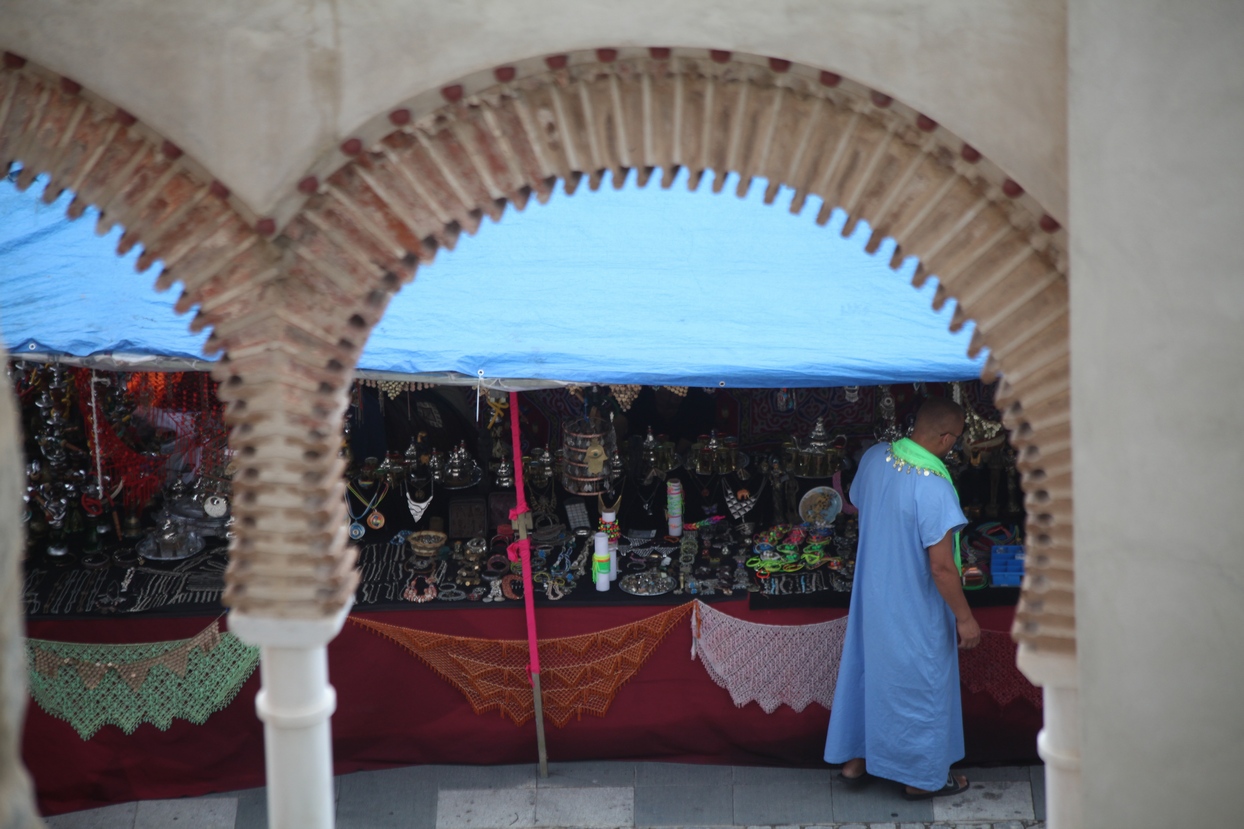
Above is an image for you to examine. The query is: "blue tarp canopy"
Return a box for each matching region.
[0,171,985,388]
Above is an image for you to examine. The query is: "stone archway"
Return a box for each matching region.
[260,48,1074,660]
[1,45,1075,826]
[0,46,1072,652]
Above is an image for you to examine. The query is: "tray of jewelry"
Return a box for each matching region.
[618,570,677,597]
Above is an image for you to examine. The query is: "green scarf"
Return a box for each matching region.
[886,437,962,573]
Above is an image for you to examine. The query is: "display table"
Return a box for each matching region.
[23,602,1038,817]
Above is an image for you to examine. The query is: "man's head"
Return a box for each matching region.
[911,396,966,457]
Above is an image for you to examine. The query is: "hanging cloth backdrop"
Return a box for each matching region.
[350,604,692,727]
[1,173,986,388]
[26,619,259,739]
[691,600,847,713]
[689,601,1040,713]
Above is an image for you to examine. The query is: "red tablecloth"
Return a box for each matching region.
[23,602,1038,816]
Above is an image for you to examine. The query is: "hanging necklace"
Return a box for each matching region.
[637,479,661,515]
[721,475,767,520]
[345,481,389,540]
[406,477,434,522]
[527,477,557,519]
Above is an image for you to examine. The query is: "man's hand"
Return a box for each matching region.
[928,531,980,649]
[956,615,981,650]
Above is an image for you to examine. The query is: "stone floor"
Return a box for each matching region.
[44,762,1046,829]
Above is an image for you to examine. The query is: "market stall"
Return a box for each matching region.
[3,173,1040,817]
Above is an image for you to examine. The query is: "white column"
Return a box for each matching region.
[0,353,46,828]
[1017,646,1079,829]
[1070,1,1244,825]
[230,602,351,829]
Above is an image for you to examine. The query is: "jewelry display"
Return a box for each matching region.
[405,477,434,522]
[618,570,676,596]
[438,585,467,601]
[561,416,616,495]
[345,480,390,540]
[482,578,505,603]
[721,475,767,520]
[408,531,447,557]
[500,574,523,601]
[13,374,1023,621]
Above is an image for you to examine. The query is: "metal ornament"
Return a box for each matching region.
[203,495,229,518]
[349,522,367,540]
[367,510,386,530]
[406,489,434,522]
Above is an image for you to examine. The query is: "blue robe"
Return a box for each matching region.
[823,442,968,791]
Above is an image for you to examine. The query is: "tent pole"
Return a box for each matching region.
[505,391,549,778]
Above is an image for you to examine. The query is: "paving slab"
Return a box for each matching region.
[732,765,834,786]
[133,798,236,829]
[540,760,636,789]
[956,765,1035,782]
[231,787,267,829]
[636,762,733,788]
[634,782,733,827]
[44,802,137,829]
[931,780,1036,823]
[733,781,835,825]
[436,788,537,829]
[534,785,632,827]
[438,764,538,790]
[1030,764,1046,821]
[829,774,934,824]
[338,766,438,829]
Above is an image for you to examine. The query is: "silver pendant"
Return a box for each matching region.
[407,491,434,522]
[204,495,229,518]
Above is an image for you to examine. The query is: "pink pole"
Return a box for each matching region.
[504,391,540,675]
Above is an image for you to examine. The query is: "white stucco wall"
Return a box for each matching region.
[1069,0,1244,824]
[0,0,1067,220]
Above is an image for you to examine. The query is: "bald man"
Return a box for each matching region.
[824,396,980,799]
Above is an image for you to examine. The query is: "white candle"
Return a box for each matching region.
[593,531,610,591]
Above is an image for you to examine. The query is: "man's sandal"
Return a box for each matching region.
[836,770,872,789]
[903,773,970,801]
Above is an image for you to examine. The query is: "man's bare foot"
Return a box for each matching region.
[903,773,969,800]
[841,758,866,780]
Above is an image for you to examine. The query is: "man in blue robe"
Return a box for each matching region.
[824,397,980,799]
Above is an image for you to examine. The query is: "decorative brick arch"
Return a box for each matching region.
[0,48,1072,658]
[272,48,1074,655]
[0,54,359,619]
